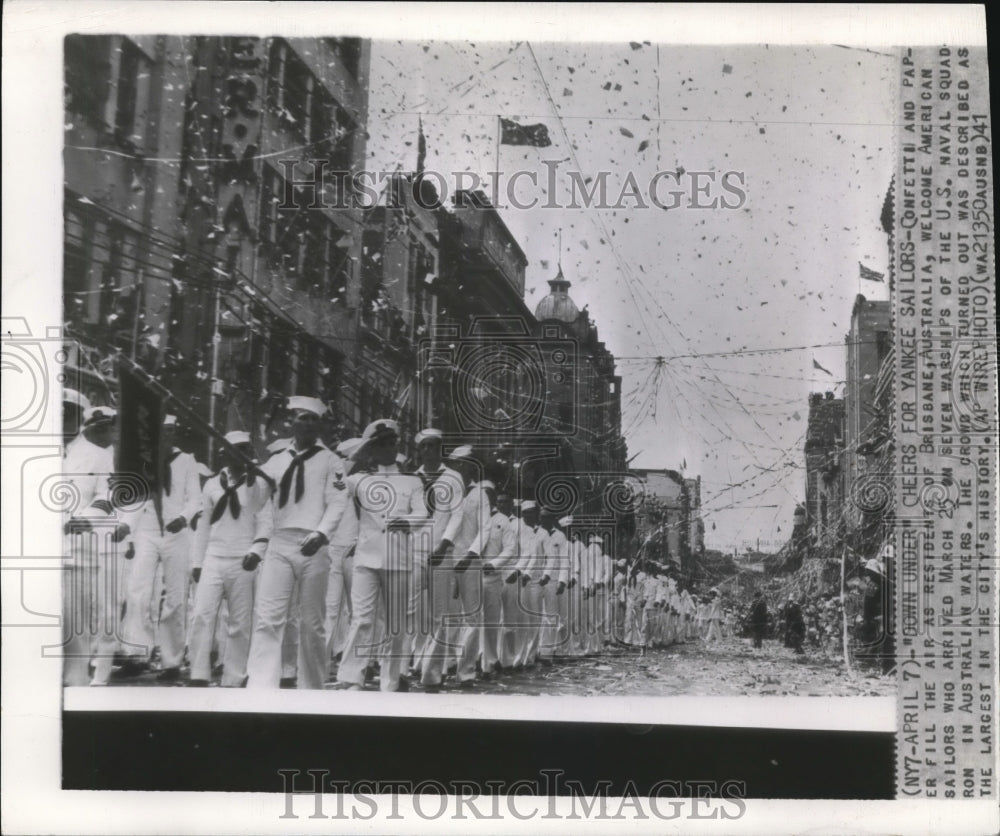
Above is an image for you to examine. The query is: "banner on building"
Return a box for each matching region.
[116,359,164,529]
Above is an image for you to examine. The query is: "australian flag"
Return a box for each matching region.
[500,118,552,147]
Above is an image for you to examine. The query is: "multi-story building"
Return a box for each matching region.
[63,36,371,453]
[422,194,627,511]
[804,391,845,550]
[844,294,891,530]
[357,173,439,458]
[424,189,535,454]
[849,183,897,563]
[631,468,701,575]
[531,268,627,513]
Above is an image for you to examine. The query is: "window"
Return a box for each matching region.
[301,214,350,301]
[268,40,357,172]
[260,164,308,280]
[114,39,142,142]
[324,38,363,81]
[406,240,433,339]
[317,347,341,405]
[63,200,142,334]
[65,35,112,127]
[65,35,148,149]
[326,226,351,304]
[64,208,93,324]
[267,329,292,397]
[297,339,317,395]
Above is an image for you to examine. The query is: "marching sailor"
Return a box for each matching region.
[188,431,271,686]
[121,414,201,682]
[62,405,129,686]
[538,507,569,662]
[511,501,545,668]
[324,437,363,668]
[420,446,492,690]
[490,492,521,670]
[336,420,427,691]
[410,429,464,679]
[247,397,348,690]
[462,457,513,680]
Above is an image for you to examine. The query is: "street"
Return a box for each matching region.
[472,639,894,697]
[106,636,893,697]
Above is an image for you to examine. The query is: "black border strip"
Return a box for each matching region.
[63,711,893,798]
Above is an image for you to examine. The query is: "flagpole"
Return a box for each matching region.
[493,115,501,208]
[130,268,144,361]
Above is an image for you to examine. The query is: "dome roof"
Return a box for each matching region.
[534,267,580,323]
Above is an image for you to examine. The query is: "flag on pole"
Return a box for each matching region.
[859,262,884,282]
[812,358,833,376]
[117,359,165,530]
[500,117,552,147]
[416,117,427,176]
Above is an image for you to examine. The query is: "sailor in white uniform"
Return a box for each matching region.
[62,405,129,686]
[420,446,492,689]
[324,437,363,667]
[538,508,570,662]
[188,431,271,686]
[121,414,201,682]
[511,501,546,668]
[481,491,519,673]
[246,397,348,689]
[336,419,427,691]
[410,429,464,678]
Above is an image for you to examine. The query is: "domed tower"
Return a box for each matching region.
[534,266,581,324]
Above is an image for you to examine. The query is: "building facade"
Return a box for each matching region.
[844,294,891,533]
[63,43,631,491]
[357,173,439,458]
[804,391,845,550]
[631,468,702,575]
[64,36,371,454]
[530,269,628,514]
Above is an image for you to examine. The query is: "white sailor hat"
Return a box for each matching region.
[447,444,475,461]
[63,388,92,411]
[864,558,885,576]
[361,418,400,442]
[163,414,178,427]
[287,396,327,417]
[82,406,116,427]
[617,559,627,568]
[224,430,251,446]
[335,437,364,459]
[415,428,443,445]
[589,533,602,544]
[558,515,574,527]
[266,437,291,454]
[396,453,408,465]
[520,500,537,511]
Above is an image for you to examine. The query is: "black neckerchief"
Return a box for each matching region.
[211,469,244,524]
[164,449,182,495]
[278,445,323,508]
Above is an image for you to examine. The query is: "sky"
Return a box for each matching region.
[366,40,895,553]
